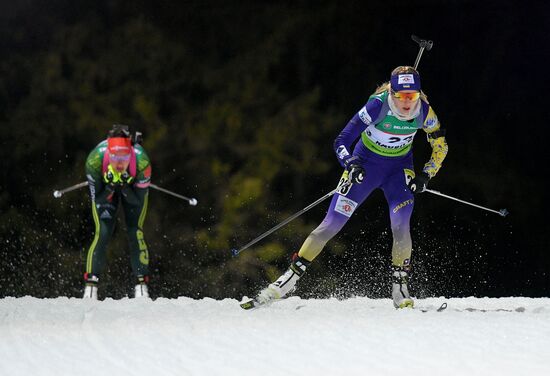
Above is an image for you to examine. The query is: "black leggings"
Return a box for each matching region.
[85,191,150,279]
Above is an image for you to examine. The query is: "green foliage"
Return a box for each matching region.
[0,2,344,298]
[0,1,544,299]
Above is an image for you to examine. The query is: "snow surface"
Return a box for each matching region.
[1,296,549,375]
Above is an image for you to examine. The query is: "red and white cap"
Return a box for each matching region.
[107,137,132,156]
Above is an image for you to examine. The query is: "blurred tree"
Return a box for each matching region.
[0,0,547,299]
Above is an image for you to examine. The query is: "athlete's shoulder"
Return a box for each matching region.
[132,144,152,184]
[86,140,107,172]
[133,143,149,159]
[358,92,386,125]
[133,144,151,169]
[368,91,388,103]
[421,100,440,132]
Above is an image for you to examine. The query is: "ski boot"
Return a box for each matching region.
[134,275,150,298]
[241,253,310,310]
[82,273,99,300]
[392,266,414,309]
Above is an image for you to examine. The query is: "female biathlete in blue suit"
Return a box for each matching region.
[248,66,448,309]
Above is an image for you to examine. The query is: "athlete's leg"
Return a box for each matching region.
[122,190,150,279]
[298,179,375,261]
[85,199,118,276]
[83,197,118,298]
[383,169,415,267]
[252,171,378,304]
[382,168,415,308]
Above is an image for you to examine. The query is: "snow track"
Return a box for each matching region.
[1,297,549,375]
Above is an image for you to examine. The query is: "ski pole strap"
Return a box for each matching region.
[424,188,508,217]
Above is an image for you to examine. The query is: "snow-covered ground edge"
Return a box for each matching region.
[1,296,549,375]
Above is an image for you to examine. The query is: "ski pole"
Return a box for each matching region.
[149,183,198,206]
[54,181,198,206]
[411,35,433,70]
[53,181,88,198]
[231,182,350,257]
[424,188,509,217]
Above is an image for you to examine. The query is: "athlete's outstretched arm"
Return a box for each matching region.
[421,106,448,177]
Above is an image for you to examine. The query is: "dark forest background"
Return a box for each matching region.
[0,0,548,300]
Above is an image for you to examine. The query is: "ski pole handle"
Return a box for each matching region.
[411,35,433,70]
[53,181,88,198]
[412,35,433,51]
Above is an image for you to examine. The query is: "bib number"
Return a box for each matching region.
[388,135,414,144]
[404,168,415,185]
[336,170,352,196]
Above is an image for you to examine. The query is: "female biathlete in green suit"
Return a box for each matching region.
[83,125,152,299]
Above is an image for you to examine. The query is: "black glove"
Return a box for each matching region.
[408,172,430,194]
[347,163,365,184]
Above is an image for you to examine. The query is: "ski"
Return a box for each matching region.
[240,298,277,310]
[418,302,448,313]
[240,294,286,310]
[242,298,450,312]
[240,299,260,310]
[418,303,526,313]
[453,306,525,313]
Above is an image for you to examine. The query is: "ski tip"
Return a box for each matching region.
[240,300,257,310]
[418,301,448,313]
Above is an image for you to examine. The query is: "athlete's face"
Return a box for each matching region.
[392,90,420,116]
[110,153,131,173]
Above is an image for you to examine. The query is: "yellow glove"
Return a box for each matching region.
[103,165,126,186]
[119,171,134,185]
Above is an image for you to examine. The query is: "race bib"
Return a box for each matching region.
[334,195,358,217]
